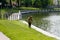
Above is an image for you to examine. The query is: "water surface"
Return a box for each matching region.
[22,12,60,37]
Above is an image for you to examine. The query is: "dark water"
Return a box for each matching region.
[22,12,60,37]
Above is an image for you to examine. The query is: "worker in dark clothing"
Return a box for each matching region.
[27,16,33,28]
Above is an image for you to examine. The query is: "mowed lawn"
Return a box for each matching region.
[0,20,56,40]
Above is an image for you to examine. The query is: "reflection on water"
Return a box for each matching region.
[22,12,60,37]
[43,14,60,37]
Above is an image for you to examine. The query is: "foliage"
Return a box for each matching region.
[33,0,51,8]
[0,0,53,8]
[24,0,32,7]
[33,0,41,8]
[0,0,7,8]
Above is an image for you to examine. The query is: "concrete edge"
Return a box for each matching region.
[21,20,60,40]
[0,32,10,40]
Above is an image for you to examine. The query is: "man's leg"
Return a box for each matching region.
[29,23,31,28]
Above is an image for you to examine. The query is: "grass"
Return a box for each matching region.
[0,20,56,40]
[54,8,60,10]
[1,8,19,13]
[20,7,40,10]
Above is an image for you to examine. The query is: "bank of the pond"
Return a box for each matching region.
[20,7,40,10]
[0,20,56,40]
[21,20,60,40]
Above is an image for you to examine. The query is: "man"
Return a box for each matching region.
[27,16,33,28]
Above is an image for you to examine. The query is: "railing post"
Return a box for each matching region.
[19,10,22,20]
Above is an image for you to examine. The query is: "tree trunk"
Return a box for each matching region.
[10,0,12,8]
[17,0,20,7]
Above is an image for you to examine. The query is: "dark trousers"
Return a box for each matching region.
[28,22,31,28]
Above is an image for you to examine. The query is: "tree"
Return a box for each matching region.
[24,0,32,7]
[31,0,35,6]
[33,0,52,8]
[33,0,41,7]
[40,0,49,8]
[0,0,7,8]
[16,0,20,7]
[10,0,12,7]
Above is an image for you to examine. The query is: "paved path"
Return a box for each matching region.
[0,32,10,40]
[21,20,60,40]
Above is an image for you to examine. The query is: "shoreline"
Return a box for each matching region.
[21,20,60,40]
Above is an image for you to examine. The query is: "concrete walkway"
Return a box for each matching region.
[21,20,60,40]
[0,32,10,40]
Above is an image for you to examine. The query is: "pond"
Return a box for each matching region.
[22,12,60,37]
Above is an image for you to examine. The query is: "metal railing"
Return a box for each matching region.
[0,11,22,20]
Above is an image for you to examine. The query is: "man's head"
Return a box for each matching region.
[30,16,32,18]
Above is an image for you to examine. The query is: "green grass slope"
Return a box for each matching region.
[0,20,56,40]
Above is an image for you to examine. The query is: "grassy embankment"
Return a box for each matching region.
[20,7,40,10]
[0,20,56,40]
